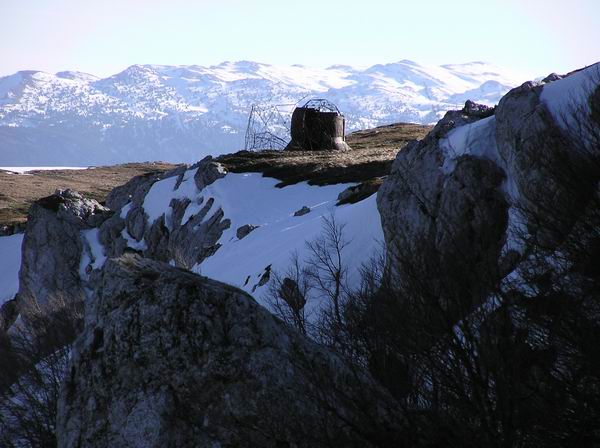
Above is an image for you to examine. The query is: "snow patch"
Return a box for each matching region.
[439,116,527,256]
[120,202,132,219]
[121,228,148,251]
[540,63,600,130]
[79,228,106,280]
[142,168,201,229]
[0,233,23,305]
[440,116,500,173]
[194,173,383,313]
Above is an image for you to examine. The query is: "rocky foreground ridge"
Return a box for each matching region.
[1,63,599,446]
[57,255,404,447]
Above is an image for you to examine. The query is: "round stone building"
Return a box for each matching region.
[285,99,351,151]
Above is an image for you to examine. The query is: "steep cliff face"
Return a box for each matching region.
[377,64,600,308]
[57,255,403,448]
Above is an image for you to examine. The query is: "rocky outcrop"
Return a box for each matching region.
[378,67,600,313]
[17,190,110,314]
[192,156,227,190]
[99,166,186,258]
[377,102,509,311]
[336,179,382,205]
[99,157,229,268]
[462,99,495,118]
[495,79,599,247]
[236,223,258,240]
[57,255,404,447]
[294,205,311,217]
[104,169,177,212]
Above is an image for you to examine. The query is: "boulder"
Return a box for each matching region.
[236,223,259,240]
[294,206,311,217]
[192,156,227,190]
[462,99,495,118]
[495,79,599,247]
[377,125,508,314]
[57,255,405,447]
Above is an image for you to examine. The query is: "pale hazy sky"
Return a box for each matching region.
[1,0,598,79]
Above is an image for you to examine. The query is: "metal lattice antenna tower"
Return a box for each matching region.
[244,99,305,151]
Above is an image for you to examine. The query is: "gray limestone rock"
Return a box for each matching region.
[541,73,563,83]
[17,190,110,315]
[236,223,258,240]
[100,158,229,268]
[192,156,227,191]
[105,170,165,211]
[495,79,599,246]
[377,126,508,314]
[294,205,311,217]
[57,255,404,447]
[463,99,495,118]
[377,69,600,317]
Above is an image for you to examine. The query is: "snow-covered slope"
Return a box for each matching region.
[0,61,523,166]
[121,168,382,314]
[2,64,598,327]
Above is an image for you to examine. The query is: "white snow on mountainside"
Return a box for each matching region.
[0,60,524,166]
[120,168,382,315]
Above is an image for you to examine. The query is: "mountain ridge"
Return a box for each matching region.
[0,60,524,165]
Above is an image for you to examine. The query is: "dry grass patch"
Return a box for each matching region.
[217,122,432,187]
[0,123,432,227]
[0,162,179,227]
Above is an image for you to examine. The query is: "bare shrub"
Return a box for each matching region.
[266,251,312,335]
[265,214,351,344]
[304,214,350,344]
[0,296,82,448]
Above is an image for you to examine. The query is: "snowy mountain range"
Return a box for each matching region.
[0,60,524,166]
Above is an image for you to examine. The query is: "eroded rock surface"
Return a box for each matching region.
[57,255,404,448]
[17,189,110,314]
[378,67,600,311]
[99,157,229,268]
[377,102,509,309]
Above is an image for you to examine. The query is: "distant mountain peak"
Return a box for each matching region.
[55,71,98,81]
[0,60,527,166]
